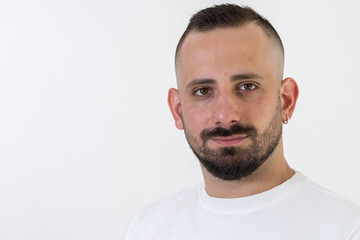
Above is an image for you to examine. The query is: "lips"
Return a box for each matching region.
[210,135,248,146]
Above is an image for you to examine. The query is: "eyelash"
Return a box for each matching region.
[193,87,211,96]
[238,82,258,91]
[193,82,258,97]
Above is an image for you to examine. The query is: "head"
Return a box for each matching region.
[168,4,298,181]
[175,4,285,83]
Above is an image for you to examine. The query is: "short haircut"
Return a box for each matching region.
[175,4,284,63]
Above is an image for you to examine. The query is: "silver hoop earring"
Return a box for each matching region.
[283,116,289,124]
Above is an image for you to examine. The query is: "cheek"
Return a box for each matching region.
[183,106,211,131]
[247,97,273,123]
[253,97,279,127]
[245,96,266,117]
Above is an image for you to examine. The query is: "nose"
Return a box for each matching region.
[212,94,241,126]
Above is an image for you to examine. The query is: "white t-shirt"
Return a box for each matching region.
[123,172,360,240]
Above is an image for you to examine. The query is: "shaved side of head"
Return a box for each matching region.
[175,4,285,88]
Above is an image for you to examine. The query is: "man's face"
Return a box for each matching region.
[171,24,285,181]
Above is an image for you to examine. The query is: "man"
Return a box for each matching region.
[123,4,360,239]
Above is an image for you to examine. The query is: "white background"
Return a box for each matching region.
[0,0,359,239]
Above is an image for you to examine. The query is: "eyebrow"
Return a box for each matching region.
[185,78,216,90]
[230,73,264,82]
[185,72,264,90]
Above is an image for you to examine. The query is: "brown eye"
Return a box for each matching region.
[199,88,209,95]
[239,83,257,91]
[195,88,210,96]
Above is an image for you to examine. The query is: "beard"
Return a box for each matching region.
[183,99,283,181]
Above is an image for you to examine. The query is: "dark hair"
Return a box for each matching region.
[175,4,284,61]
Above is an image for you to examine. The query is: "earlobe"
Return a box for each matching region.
[168,88,184,130]
[280,77,299,121]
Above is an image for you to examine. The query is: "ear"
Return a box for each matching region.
[168,88,184,130]
[280,77,299,121]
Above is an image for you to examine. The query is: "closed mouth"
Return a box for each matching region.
[210,135,248,146]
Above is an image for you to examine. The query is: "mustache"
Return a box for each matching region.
[200,124,257,142]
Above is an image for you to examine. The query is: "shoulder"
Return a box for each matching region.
[300,175,360,212]
[122,184,201,239]
[142,183,200,213]
[290,173,360,235]
[139,184,200,218]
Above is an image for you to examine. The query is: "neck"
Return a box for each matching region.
[201,142,294,198]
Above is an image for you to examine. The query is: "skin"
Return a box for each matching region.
[168,23,299,198]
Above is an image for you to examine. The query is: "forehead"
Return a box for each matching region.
[176,23,281,89]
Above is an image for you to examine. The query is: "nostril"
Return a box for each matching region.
[212,108,242,126]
